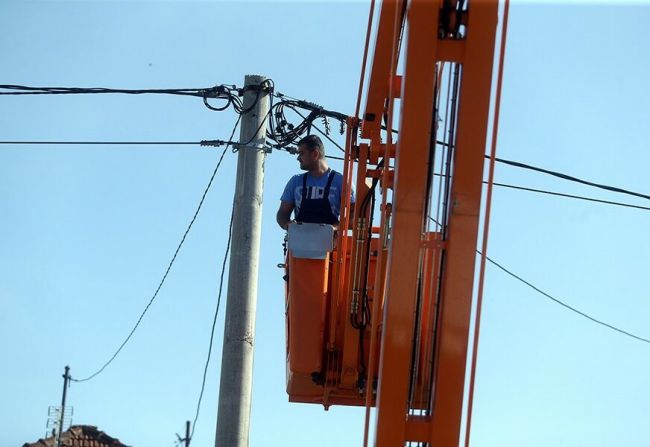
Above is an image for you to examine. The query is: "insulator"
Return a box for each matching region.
[322,116,331,135]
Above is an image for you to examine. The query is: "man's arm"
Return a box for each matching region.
[276,201,295,230]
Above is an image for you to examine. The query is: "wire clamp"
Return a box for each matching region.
[232,142,272,153]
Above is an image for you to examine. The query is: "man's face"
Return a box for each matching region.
[297,144,317,171]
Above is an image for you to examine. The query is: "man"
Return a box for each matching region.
[276,135,354,230]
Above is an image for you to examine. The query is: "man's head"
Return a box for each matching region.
[296,135,326,171]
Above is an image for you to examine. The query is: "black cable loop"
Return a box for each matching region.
[203,95,232,112]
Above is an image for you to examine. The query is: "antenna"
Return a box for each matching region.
[45,367,73,445]
[45,406,73,439]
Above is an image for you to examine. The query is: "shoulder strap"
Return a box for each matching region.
[301,173,309,200]
[324,169,336,196]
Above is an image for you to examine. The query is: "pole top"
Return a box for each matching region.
[244,74,267,85]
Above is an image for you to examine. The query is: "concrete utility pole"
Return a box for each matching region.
[215,74,269,447]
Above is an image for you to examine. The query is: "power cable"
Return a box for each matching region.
[0,141,202,146]
[290,108,346,153]
[358,132,650,203]
[70,116,241,383]
[273,145,647,209]
[0,82,274,116]
[489,181,650,212]
[236,109,273,149]
[4,141,648,211]
[5,142,650,211]
[0,85,213,96]
[0,81,352,151]
[2,81,352,153]
[4,83,646,203]
[267,94,348,150]
[481,250,650,345]
[426,216,650,345]
[493,156,650,202]
[0,140,241,148]
[190,200,235,442]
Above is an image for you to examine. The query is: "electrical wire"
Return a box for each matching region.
[426,216,650,345]
[0,85,347,153]
[4,139,645,211]
[272,142,650,210]
[70,116,241,383]
[362,132,650,205]
[481,250,650,345]
[190,200,235,442]
[0,81,275,117]
[289,106,346,153]
[1,81,350,151]
[0,138,349,164]
[0,140,243,148]
[489,181,650,212]
[267,94,348,150]
[5,83,648,205]
[0,141,203,146]
[493,156,650,202]
[236,109,273,149]
[0,85,214,96]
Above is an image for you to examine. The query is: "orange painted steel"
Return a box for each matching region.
[285,233,439,409]
[285,255,328,376]
[339,142,371,390]
[360,0,401,141]
[373,0,442,444]
[284,0,500,445]
[362,0,403,439]
[355,0,377,121]
[465,1,510,445]
[427,2,498,446]
[285,240,381,407]
[328,118,356,353]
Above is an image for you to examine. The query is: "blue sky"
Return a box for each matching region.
[1,1,649,447]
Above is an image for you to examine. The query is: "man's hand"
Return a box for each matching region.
[276,201,295,230]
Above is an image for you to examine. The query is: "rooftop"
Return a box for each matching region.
[23,425,130,447]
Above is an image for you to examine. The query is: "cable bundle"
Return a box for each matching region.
[202,79,275,115]
[0,81,351,151]
[267,96,348,149]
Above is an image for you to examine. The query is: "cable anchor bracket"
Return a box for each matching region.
[232,142,272,153]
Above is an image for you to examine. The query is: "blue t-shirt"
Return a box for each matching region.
[280,169,355,219]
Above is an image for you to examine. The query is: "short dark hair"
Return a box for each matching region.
[297,134,325,160]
